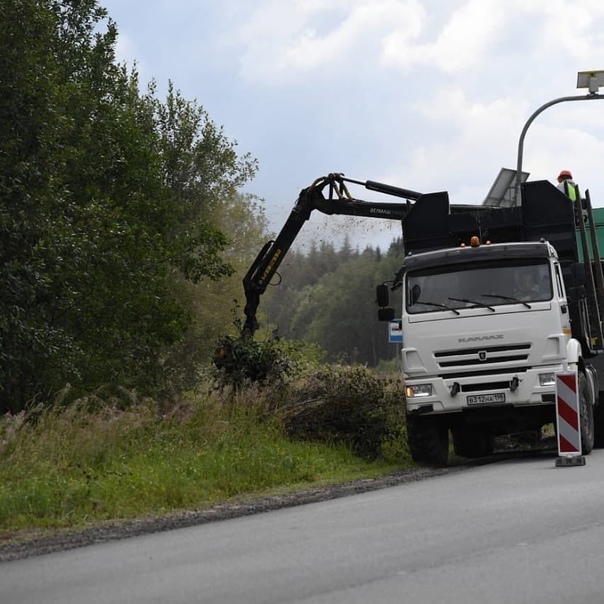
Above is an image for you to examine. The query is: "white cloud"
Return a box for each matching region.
[383,0,506,73]
[231,0,427,83]
[101,0,604,251]
[536,0,604,60]
[408,89,522,183]
[285,1,424,71]
[383,0,604,76]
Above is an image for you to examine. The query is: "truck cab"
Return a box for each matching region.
[402,240,575,461]
[379,179,604,465]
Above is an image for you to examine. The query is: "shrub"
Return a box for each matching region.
[213,333,324,389]
[278,365,406,460]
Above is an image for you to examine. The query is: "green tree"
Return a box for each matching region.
[287,246,404,365]
[163,192,270,387]
[0,0,256,411]
[264,240,350,337]
[145,82,257,282]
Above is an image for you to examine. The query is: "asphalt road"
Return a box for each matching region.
[2,450,604,603]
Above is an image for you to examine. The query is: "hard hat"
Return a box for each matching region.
[558,170,573,180]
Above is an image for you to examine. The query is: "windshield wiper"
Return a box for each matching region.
[448,297,495,312]
[482,294,531,309]
[415,300,461,315]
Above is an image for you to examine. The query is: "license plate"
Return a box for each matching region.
[466,393,506,405]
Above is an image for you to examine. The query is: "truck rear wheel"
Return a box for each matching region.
[406,418,449,466]
[452,428,495,459]
[579,372,595,454]
[594,394,604,448]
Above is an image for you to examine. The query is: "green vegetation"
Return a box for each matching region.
[0,0,406,413]
[0,1,413,539]
[0,0,257,412]
[265,241,405,365]
[0,367,411,535]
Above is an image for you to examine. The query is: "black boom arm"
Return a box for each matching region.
[242,173,420,335]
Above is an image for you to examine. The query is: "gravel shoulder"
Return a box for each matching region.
[0,464,464,563]
[0,440,556,563]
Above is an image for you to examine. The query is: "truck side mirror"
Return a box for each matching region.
[376,284,395,321]
[376,283,390,307]
[378,307,395,321]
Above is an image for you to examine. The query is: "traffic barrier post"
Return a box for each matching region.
[555,371,586,467]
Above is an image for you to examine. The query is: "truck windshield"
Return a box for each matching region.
[406,260,552,314]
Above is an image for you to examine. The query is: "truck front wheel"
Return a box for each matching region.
[406,417,449,466]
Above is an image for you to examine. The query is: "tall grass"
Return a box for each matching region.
[0,378,410,533]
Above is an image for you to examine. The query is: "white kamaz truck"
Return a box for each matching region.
[376,177,604,464]
[241,173,604,465]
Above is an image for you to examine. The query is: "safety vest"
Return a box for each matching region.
[563,180,578,202]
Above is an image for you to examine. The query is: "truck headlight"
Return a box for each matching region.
[405,384,433,398]
[539,373,556,387]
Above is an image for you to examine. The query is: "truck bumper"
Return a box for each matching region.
[405,366,562,416]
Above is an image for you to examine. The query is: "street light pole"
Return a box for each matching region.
[514,70,604,205]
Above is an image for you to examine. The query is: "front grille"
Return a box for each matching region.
[438,355,526,367]
[462,381,511,393]
[434,343,531,372]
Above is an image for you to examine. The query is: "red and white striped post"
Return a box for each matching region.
[555,372,586,467]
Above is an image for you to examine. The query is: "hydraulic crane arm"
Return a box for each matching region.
[242,173,421,335]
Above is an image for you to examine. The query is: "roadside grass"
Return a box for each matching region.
[0,376,411,535]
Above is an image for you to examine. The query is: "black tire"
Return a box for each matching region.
[579,372,595,454]
[593,391,604,448]
[452,428,495,459]
[407,418,449,466]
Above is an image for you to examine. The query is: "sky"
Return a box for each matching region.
[100,0,604,251]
